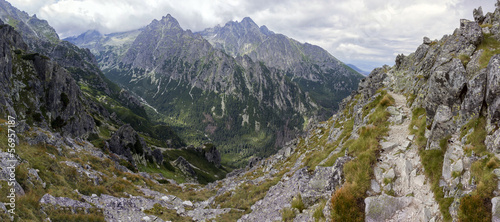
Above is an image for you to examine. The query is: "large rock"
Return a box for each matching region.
[424,58,467,118]
[473,7,485,23]
[486,54,500,126]
[460,68,486,125]
[486,129,500,154]
[0,24,96,138]
[492,197,500,222]
[172,156,196,177]
[203,144,221,168]
[365,195,413,222]
[427,105,454,150]
[40,194,93,212]
[108,124,153,166]
[459,19,483,46]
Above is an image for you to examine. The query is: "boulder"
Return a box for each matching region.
[427,105,454,150]
[151,149,163,164]
[423,37,432,45]
[493,197,500,222]
[424,58,467,118]
[108,124,152,166]
[459,19,483,46]
[40,194,93,212]
[371,179,381,193]
[365,195,413,222]
[381,142,398,152]
[473,7,485,23]
[460,68,486,125]
[486,54,500,126]
[246,156,262,169]
[203,144,221,168]
[172,156,196,177]
[486,129,500,154]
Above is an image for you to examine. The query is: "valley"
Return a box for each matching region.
[0,0,500,222]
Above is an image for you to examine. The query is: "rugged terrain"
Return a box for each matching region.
[1,1,500,222]
[67,15,363,167]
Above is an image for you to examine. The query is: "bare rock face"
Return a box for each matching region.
[107,124,153,166]
[459,19,483,46]
[203,144,221,168]
[427,105,454,150]
[365,195,413,222]
[473,7,485,23]
[172,156,196,178]
[486,54,500,126]
[492,197,500,222]
[40,194,93,211]
[0,24,96,138]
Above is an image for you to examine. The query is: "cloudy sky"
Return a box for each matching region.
[7,0,496,72]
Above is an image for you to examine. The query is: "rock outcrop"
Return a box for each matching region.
[108,124,153,166]
[0,24,96,137]
[203,144,221,168]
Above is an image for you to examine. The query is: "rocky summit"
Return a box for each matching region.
[1,0,500,222]
[66,14,363,167]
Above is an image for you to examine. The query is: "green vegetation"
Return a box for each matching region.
[0,121,216,221]
[331,183,363,222]
[331,90,393,221]
[164,147,229,184]
[281,207,296,222]
[409,107,454,221]
[458,117,498,221]
[213,175,282,213]
[477,33,500,68]
[291,194,305,213]
[143,203,192,222]
[458,54,471,67]
[44,207,105,222]
[459,194,491,222]
[313,199,327,221]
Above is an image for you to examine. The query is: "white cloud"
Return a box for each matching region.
[6,0,497,72]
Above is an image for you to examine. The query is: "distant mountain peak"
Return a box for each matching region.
[156,13,182,30]
[241,17,257,25]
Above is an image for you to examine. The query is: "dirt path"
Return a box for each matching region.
[369,92,441,221]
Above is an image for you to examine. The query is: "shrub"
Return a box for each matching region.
[291,194,305,213]
[458,194,491,222]
[331,184,364,222]
[282,207,296,222]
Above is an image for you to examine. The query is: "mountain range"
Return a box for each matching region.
[2,0,499,221]
[65,14,363,167]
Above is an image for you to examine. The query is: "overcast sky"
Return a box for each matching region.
[7,0,496,72]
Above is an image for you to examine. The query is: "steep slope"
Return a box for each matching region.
[0,11,232,221]
[198,17,363,113]
[0,0,227,184]
[68,15,362,167]
[165,4,500,222]
[0,0,187,148]
[2,2,500,222]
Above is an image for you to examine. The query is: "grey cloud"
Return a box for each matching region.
[7,0,498,72]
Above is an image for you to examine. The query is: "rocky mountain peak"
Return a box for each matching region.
[240,17,259,29]
[64,29,101,46]
[155,13,182,30]
[0,0,59,44]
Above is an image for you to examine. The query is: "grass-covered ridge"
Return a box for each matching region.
[330,90,394,221]
[0,119,216,221]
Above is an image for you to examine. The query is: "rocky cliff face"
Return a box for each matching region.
[198,17,361,111]
[0,23,95,137]
[2,2,500,222]
[67,14,362,166]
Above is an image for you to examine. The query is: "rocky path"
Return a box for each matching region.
[366,92,441,222]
